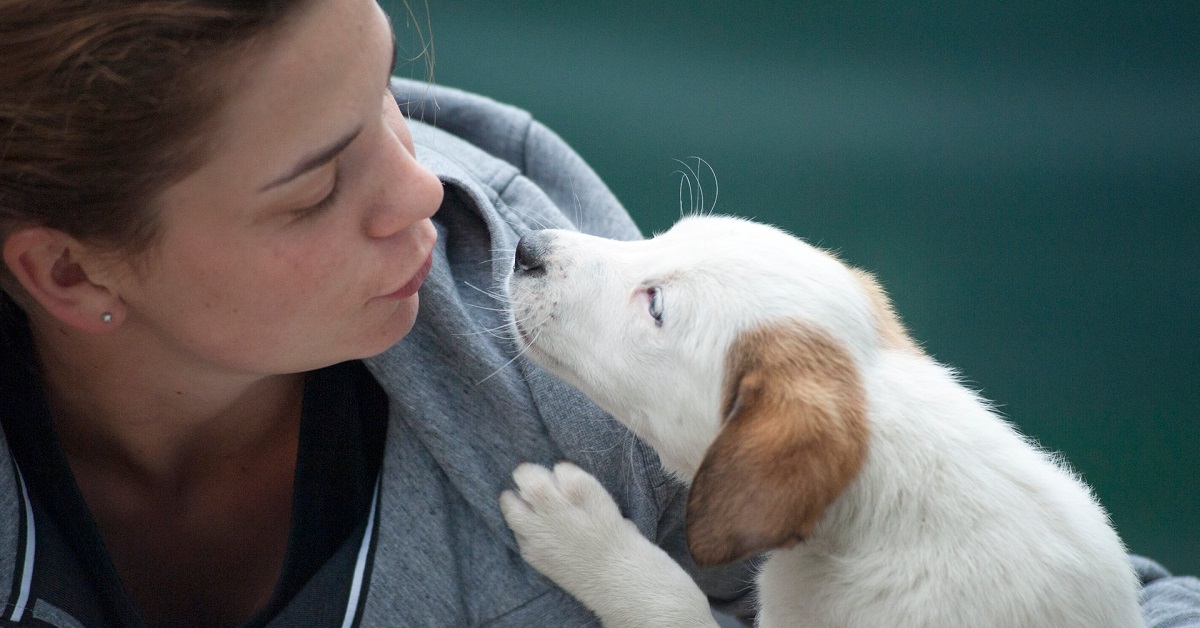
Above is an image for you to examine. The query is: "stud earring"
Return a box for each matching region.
[101,312,113,323]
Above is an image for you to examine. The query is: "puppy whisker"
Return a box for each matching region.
[452,323,518,340]
[481,248,517,267]
[566,175,590,233]
[673,168,694,218]
[672,156,719,217]
[463,302,512,313]
[476,324,541,385]
[462,281,507,302]
[496,198,553,232]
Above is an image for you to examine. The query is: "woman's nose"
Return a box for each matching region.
[363,135,444,240]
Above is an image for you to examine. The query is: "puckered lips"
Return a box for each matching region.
[379,252,433,300]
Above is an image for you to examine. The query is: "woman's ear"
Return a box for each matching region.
[685,321,870,567]
[3,226,125,332]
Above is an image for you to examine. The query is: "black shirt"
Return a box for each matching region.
[0,299,388,627]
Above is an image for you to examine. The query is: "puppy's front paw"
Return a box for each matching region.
[501,463,719,628]
[500,462,634,580]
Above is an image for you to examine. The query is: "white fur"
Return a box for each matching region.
[501,463,718,628]
[499,215,1144,628]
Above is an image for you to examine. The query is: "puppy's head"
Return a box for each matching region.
[507,215,910,565]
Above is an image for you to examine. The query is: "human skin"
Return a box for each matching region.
[1,0,443,624]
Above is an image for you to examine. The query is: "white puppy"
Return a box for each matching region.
[499,215,1143,628]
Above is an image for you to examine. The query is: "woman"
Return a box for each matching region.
[0,0,1194,626]
[0,0,753,625]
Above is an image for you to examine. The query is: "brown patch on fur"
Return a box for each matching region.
[850,268,919,353]
[686,321,870,566]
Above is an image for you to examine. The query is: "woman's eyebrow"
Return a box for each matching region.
[260,125,362,192]
[261,26,395,194]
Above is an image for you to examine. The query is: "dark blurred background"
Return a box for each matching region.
[382,0,1199,575]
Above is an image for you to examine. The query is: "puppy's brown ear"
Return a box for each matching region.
[686,321,870,566]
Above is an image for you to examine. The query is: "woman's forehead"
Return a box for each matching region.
[174,0,393,199]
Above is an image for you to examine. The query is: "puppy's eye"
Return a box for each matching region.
[648,286,664,326]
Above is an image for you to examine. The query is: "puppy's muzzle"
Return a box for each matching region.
[514,231,553,276]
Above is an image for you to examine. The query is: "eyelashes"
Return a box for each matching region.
[647,286,664,326]
[292,167,342,220]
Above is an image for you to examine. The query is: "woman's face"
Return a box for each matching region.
[110,0,443,376]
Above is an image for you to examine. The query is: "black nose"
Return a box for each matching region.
[514,232,550,274]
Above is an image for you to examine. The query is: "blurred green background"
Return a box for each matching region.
[382,1,1199,575]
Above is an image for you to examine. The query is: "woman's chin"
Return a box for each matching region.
[359,293,421,358]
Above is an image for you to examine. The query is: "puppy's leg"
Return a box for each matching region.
[500,462,718,628]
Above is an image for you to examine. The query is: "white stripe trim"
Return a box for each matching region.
[341,474,381,628]
[32,599,86,628]
[10,464,35,622]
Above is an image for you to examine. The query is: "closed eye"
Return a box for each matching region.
[291,167,342,220]
[648,286,664,326]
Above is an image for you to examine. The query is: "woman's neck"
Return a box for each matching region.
[28,311,306,490]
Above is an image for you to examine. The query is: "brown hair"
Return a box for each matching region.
[0,0,312,285]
